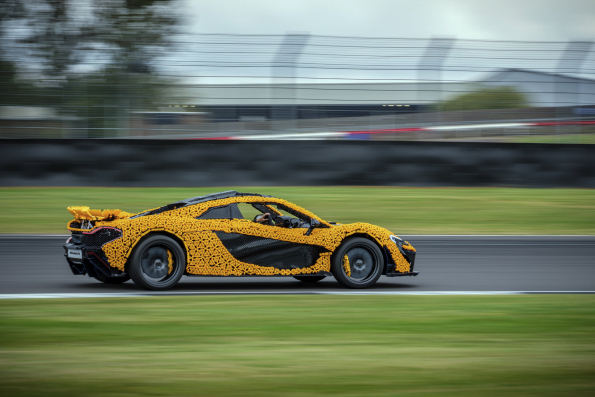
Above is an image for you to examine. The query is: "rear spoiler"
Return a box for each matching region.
[67,206,131,221]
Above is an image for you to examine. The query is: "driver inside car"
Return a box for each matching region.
[254,212,310,229]
[254,212,272,224]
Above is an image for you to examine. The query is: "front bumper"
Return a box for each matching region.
[384,241,418,276]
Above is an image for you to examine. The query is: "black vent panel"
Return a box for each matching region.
[71,232,83,244]
[215,231,323,270]
[81,228,122,247]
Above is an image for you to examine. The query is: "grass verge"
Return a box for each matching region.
[1,186,594,234]
[509,134,595,144]
[0,295,594,396]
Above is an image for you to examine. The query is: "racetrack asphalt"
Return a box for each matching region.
[0,235,594,296]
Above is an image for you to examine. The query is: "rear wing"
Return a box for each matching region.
[67,206,131,221]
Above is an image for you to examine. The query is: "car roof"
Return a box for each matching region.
[173,190,274,206]
[130,191,275,219]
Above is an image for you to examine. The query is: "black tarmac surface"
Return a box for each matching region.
[0,235,594,295]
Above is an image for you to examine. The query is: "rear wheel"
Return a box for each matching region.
[331,237,383,289]
[129,235,186,291]
[293,275,326,283]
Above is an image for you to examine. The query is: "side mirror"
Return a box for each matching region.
[304,218,320,236]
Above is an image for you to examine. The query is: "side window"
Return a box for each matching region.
[265,203,314,229]
[237,203,265,221]
[268,203,309,221]
[196,204,244,220]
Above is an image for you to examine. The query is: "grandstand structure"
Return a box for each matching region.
[165,69,595,123]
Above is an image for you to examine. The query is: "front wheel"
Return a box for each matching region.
[128,235,186,291]
[331,237,383,289]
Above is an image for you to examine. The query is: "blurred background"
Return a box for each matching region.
[1,0,594,141]
[1,3,595,396]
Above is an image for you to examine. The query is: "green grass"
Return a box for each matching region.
[509,134,595,144]
[0,295,594,396]
[1,187,594,234]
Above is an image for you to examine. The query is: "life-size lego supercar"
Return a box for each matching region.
[63,191,418,290]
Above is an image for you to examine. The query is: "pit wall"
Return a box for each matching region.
[1,140,594,187]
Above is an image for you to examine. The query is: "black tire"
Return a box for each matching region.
[92,275,130,284]
[293,275,326,283]
[128,235,186,291]
[331,237,383,289]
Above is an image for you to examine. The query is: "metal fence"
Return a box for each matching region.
[1,33,594,139]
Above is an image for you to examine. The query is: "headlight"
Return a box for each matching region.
[390,235,403,249]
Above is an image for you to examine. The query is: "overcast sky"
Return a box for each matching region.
[181,0,595,41]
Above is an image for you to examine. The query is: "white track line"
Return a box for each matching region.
[235,131,345,140]
[425,122,529,131]
[1,291,594,299]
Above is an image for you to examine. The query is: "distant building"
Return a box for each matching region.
[167,81,467,121]
[163,69,595,122]
[481,69,595,108]
[0,106,80,138]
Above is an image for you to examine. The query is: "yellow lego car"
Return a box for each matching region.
[64,191,417,290]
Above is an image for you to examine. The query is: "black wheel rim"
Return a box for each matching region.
[140,244,177,284]
[343,244,379,284]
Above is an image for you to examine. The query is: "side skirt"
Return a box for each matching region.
[185,271,333,277]
[385,271,420,277]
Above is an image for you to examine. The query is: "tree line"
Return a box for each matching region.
[0,0,175,136]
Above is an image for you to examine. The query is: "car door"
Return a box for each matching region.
[214,201,326,271]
